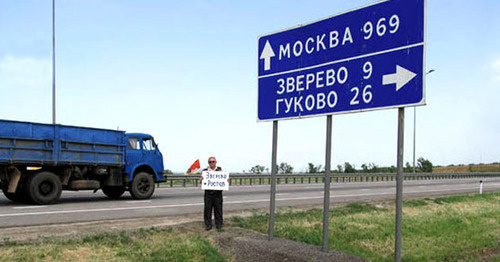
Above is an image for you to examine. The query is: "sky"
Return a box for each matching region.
[1,0,499,173]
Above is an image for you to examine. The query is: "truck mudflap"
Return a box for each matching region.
[6,166,21,193]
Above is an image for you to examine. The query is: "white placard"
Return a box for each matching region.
[201,171,230,191]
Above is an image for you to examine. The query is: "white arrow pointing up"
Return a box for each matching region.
[260,40,275,71]
[382,65,417,91]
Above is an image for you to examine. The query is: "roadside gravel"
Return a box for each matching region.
[211,226,365,261]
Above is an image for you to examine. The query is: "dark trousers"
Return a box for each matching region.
[204,190,223,229]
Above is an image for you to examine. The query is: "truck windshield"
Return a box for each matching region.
[143,138,155,151]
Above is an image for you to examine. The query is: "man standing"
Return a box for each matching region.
[201,156,224,230]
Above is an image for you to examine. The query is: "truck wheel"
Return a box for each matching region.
[130,172,155,200]
[1,183,23,203]
[1,180,32,203]
[102,186,126,199]
[27,172,62,205]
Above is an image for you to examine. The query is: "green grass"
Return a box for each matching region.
[233,193,500,261]
[0,227,226,262]
[2,194,497,261]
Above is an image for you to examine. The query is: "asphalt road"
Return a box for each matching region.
[0,177,499,228]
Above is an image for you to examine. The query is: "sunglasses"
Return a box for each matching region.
[209,161,216,163]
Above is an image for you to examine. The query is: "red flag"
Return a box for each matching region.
[185,159,201,175]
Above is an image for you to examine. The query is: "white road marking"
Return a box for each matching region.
[305,185,323,189]
[125,200,152,204]
[0,203,205,218]
[13,206,48,210]
[0,187,495,218]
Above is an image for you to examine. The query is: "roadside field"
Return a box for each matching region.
[233,193,500,261]
[434,163,500,173]
[0,193,497,261]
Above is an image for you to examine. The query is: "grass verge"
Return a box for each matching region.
[0,193,497,261]
[0,227,226,262]
[232,193,500,261]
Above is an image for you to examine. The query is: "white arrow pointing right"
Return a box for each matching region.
[382,65,417,91]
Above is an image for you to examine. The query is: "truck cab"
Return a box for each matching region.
[125,133,165,183]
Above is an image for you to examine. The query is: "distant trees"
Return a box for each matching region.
[343,162,356,173]
[417,157,433,172]
[307,163,323,173]
[278,162,294,174]
[249,165,266,174]
[332,158,431,173]
[386,165,397,173]
[404,162,413,173]
[403,158,433,173]
[245,158,432,174]
[247,162,294,174]
[361,163,379,173]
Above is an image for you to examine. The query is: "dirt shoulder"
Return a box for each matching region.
[211,226,364,262]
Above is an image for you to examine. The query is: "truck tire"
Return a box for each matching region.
[1,179,32,204]
[27,172,62,205]
[102,186,126,199]
[1,183,24,203]
[130,172,155,200]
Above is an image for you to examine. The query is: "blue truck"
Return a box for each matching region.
[0,119,165,204]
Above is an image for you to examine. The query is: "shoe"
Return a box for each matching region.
[205,226,212,231]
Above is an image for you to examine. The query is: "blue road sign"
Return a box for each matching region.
[258,0,425,121]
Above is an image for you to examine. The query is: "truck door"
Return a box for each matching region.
[141,137,163,175]
[126,137,142,173]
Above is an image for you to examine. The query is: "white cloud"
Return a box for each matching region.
[492,58,500,83]
[0,55,51,89]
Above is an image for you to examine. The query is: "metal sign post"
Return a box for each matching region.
[395,107,405,262]
[52,0,56,124]
[322,115,333,252]
[268,120,278,240]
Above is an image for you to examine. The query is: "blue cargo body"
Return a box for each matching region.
[0,119,165,204]
[0,119,125,166]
